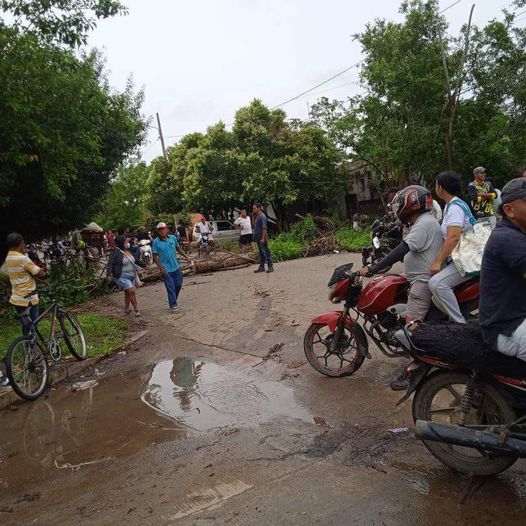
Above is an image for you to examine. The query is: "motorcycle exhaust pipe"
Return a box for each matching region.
[414,420,526,458]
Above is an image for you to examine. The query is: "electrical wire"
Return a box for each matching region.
[141,138,159,156]
[439,0,463,14]
[271,59,365,109]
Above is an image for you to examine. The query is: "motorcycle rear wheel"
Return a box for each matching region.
[412,371,517,476]
[304,322,367,377]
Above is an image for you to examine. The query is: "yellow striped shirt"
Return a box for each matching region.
[5,250,41,306]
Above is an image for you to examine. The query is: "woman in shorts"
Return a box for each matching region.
[107,235,145,316]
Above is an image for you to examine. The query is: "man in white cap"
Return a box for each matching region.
[480,178,526,360]
[152,222,192,311]
[467,166,497,228]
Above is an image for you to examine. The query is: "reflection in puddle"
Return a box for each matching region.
[0,357,310,497]
[141,358,311,431]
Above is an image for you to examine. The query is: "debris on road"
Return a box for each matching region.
[71,380,98,391]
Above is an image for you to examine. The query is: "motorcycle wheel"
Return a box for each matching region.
[303,322,367,377]
[412,371,517,476]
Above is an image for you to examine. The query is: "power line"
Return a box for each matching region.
[271,59,365,109]
[141,138,159,156]
[439,0,463,14]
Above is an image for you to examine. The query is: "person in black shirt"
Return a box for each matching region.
[480,178,526,361]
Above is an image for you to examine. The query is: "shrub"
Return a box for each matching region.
[268,234,307,261]
[290,216,318,242]
[334,228,371,250]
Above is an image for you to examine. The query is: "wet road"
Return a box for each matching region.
[1,253,525,524]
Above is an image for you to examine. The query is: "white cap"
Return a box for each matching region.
[156,222,167,229]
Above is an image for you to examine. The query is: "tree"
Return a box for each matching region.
[309,0,526,189]
[94,161,150,230]
[0,29,146,259]
[0,0,127,47]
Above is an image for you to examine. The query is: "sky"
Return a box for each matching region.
[87,0,517,162]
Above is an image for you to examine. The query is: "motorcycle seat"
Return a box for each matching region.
[404,322,526,381]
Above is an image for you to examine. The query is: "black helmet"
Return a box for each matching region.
[391,185,433,223]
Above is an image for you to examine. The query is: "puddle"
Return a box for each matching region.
[0,357,310,497]
[142,358,311,431]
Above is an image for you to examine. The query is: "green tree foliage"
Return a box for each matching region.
[310,0,526,189]
[94,160,149,230]
[0,28,146,256]
[145,100,346,227]
[0,0,127,47]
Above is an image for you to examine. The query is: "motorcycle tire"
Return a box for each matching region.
[412,371,517,476]
[303,322,367,377]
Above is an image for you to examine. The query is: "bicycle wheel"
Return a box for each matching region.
[60,311,87,360]
[6,337,49,401]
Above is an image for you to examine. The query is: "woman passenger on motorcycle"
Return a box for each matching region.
[428,171,475,324]
[361,186,443,323]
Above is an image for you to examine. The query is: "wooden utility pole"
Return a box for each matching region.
[156,112,167,160]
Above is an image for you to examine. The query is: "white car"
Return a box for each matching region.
[192,220,239,243]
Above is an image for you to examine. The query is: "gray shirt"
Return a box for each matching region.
[253,212,267,242]
[403,212,443,283]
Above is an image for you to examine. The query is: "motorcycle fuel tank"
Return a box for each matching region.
[357,274,409,316]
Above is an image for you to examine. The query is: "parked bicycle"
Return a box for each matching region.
[5,285,87,401]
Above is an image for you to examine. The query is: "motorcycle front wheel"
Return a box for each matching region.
[303,322,367,377]
[412,371,517,476]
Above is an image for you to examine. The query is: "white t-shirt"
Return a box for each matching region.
[441,197,473,238]
[234,217,252,235]
[198,222,211,234]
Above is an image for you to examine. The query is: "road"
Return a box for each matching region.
[0,253,524,525]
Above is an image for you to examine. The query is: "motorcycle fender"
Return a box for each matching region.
[311,312,371,359]
[311,311,352,333]
[396,361,432,406]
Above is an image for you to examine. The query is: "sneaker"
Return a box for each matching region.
[254,267,265,273]
[390,371,409,391]
[170,306,178,312]
[0,376,9,387]
[134,311,141,317]
[266,267,274,273]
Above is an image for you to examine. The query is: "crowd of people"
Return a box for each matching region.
[360,166,526,378]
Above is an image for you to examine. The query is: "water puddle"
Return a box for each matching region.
[0,357,309,496]
[142,358,311,431]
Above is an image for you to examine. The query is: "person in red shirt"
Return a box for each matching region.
[106,230,116,250]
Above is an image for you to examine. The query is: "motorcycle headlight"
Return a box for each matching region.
[373,236,381,249]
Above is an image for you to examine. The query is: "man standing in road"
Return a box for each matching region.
[467,166,497,228]
[152,222,192,312]
[233,209,253,249]
[252,203,273,273]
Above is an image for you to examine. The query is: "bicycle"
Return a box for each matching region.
[5,286,87,401]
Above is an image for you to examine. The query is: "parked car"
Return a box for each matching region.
[192,220,239,243]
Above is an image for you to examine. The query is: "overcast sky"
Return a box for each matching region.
[87,0,515,161]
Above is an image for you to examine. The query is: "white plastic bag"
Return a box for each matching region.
[451,221,492,277]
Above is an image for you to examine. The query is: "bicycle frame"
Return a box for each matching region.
[26,301,63,357]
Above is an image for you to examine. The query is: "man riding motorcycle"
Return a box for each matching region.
[360,186,443,390]
[360,186,443,323]
[480,178,526,360]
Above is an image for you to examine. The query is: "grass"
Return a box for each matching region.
[0,313,128,361]
[334,228,371,250]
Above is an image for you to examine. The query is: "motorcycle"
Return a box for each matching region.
[395,322,526,476]
[198,231,212,257]
[139,239,152,266]
[361,217,403,274]
[303,263,479,377]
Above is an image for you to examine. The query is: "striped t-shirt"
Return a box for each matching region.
[5,250,41,306]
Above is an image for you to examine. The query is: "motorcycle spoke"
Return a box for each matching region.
[428,407,460,415]
[446,386,463,404]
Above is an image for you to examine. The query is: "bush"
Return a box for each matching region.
[268,234,307,261]
[290,216,318,242]
[334,228,371,250]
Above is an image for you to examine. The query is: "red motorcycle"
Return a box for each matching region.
[304,263,479,377]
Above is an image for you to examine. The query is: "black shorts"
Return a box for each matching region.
[239,234,253,245]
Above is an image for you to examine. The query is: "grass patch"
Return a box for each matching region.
[334,228,371,250]
[0,313,127,361]
[268,234,307,261]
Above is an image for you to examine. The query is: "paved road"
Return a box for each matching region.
[0,253,524,525]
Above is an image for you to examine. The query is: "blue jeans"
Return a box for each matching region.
[163,269,183,308]
[15,304,40,337]
[256,241,273,268]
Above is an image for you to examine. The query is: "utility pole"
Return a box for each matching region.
[156,112,167,160]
